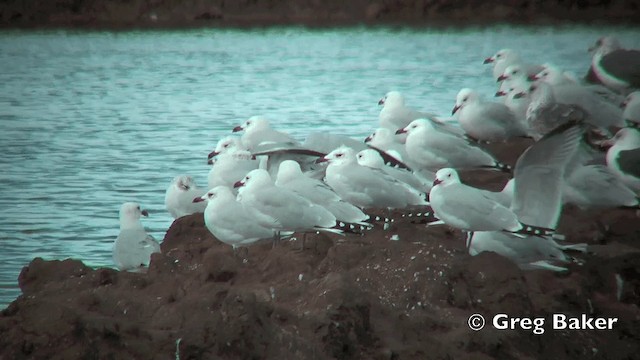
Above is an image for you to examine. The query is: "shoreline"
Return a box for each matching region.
[1,1,639,31]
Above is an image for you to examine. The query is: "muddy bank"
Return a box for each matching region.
[1,0,639,29]
[1,139,639,359]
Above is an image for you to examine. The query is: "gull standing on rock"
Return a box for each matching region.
[113,202,160,272]
[452,88,529,142]
[398,119,511,173]
[429,168,553,236]
[318,146,428,209]
[235,169,338,234]
[165,175,207,219]
[193,186,275,251]
[275,160,369,225]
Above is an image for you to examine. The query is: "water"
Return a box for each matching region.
[1,25,638,308]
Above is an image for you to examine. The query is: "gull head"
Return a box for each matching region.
[365,128,395,146]
[530,64,565,85]
[210,136,242,158]
[485,48,519,65]
[622,91,640,109]
[498,64,524,82]
[453,88,478,115]
[397,118,431,135]
[233,115,270,134]
[319,146,357,165]
[602,128,640,149]
[194,186,234,203]
[589,36,621,55]
[276,160,303,184]
[379,91,405,107]
[433,168,460,187]
[172,175,195,191]
[119,202,148,223]
[234,168,272,189]
[356,149,385,169]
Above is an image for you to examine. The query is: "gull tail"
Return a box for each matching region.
[509,223,556,238]
[334,220,373,234]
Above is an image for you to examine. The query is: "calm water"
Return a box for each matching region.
[1,25,639,308]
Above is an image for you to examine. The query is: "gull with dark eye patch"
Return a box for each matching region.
[165,175,207,219]
[113,202,160,272]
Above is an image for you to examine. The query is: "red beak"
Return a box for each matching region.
[433,178,443,187]
[483,57,494,64]
[378,98,385,105]
[141,210,149,217]
[512,91,526,100]
[495,90,506,97]
[315,157,329,164]
[208,150,219,159]
[452,105,461,115]
[233,180,244,188]
[527,74,539,81]
[620,100,628,108]
[395,128,407,135]
[497,74,508,82]
[193,197,205,203]
[232,125,243,133]
[364,134,372,143]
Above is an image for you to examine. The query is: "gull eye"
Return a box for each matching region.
[336,154,343,158]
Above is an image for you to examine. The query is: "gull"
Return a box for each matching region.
[484,49,542,83]
[398,119,511,173]
[519,82,587,140]
[208,136,245,159]
[429,168,554,236]
[468,122,587,270]
[193,186,275,251]
[234,169,338,234]
[622,91,640,128]
[530,68,624,129]
[452,88,528,142]
[113,202,160,272]
[232,115,300,151]
[275,160,369,224]
[587,36,640,94]
[533,63,625,104]
[317,146,428,209]
[603,128,640,192]
[364,127,408,162]
[356,149,433,193]
[378,91,436,131]
[164,175,207,219]
[496,64,532,96]
[208,149,259,191]
[563,164,639,209]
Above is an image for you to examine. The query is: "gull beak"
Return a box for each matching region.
[364,135,372,143]
[207,158,214,165]
[141,210,149,217]
[497,74,508,82]
[233,180,245,188]
[433,178,443,187]
[395,128,407,135]
[232,125,243,133]
[599,138,615,150]
[208,150,219,159]
[193,196,205,203]
[452,105,461,115]
[315,157,329,164]
[512,91,526,100]
[378,98,385,105]
[483,57,494,64]
[620,99,628,108]
[527,74,539,81]
[495,90,506,97]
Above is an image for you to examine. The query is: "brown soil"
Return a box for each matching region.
[0,0,639,28]
[1,139,640,359]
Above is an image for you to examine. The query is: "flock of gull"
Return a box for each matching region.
[113,36,640,273]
